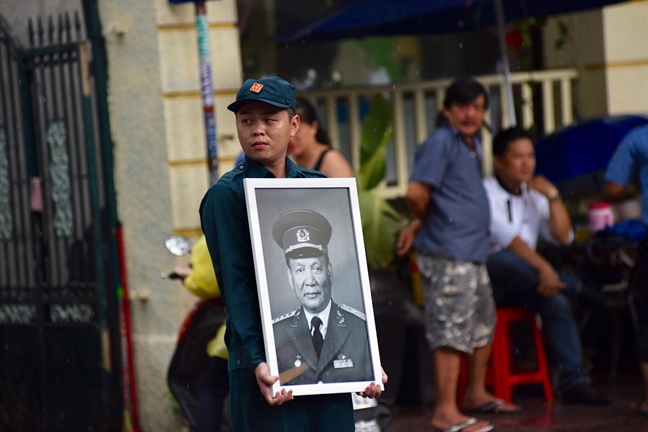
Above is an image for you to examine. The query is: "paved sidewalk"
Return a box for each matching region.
[384,373,646,431]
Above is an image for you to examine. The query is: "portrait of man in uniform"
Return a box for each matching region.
[271,209,373,386]
[243,179,382,396]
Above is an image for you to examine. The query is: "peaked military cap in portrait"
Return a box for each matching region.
[272,209,332,259]
[227,76,296,113]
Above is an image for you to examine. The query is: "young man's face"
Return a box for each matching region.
[236,101,300,167]
[494,137,536,184]
[443,94,486,138]
[286,255,332,315]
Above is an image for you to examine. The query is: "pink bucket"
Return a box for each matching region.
[588,202,614,233]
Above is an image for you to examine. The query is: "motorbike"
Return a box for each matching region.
[162,236,230,431]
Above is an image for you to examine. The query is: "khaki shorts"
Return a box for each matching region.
[417,253,496,354]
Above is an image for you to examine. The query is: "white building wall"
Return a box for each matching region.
[0,0,240,429]
[601,1,648,115]
[543,9,608,118]
[100,0,242,430]
[99,1,181,430]
[155,0,242,235]
[544,1,648,118]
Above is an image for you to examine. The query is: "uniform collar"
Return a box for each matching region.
[285,157,303,178]
[242,155,305,178]
[495,174,527,197]
[302,299,332,337]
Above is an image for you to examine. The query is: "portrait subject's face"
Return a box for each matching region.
[287,255,332,314]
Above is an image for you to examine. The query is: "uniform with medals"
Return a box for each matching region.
[273,301,372,385]
[271,209,373,385]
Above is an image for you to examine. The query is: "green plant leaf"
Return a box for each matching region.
[358,126,392,191]
[359,94,393,166]
[355,93,405,269]
[357,93,393,191]
[358,190,404,269]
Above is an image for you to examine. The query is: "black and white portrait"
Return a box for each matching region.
[244,178,382,396]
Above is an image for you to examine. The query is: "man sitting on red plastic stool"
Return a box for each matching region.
[484,127,611,406]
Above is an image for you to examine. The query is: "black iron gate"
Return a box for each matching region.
[0,3,121,430]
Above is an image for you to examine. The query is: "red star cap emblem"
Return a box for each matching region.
[250,83,264,93]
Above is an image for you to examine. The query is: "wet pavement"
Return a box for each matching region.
[384,373,647,431]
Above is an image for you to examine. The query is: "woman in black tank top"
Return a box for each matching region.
[289,97,353,178]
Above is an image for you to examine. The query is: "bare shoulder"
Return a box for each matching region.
[321,149,354,178]
[324,149,350,165]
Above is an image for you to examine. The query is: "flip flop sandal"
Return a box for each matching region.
[464,398,522,414]
[433,417,495,432]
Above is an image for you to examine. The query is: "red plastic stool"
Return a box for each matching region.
[458,307,554,404]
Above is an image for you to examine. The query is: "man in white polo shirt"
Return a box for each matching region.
[483,127,611,406]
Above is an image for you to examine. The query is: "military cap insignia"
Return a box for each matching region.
[296,229,310,242]
[250,82,264,93]
[272,209,332,257]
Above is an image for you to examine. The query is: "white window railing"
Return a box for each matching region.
[299,68,578,198]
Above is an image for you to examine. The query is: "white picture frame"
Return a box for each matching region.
[244,177,383,397]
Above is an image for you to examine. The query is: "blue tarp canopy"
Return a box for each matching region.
[535,115,648,185]
[274,0,628,126]
[534,115,648,199]
[274,0,628,43]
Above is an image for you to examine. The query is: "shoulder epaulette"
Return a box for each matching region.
[339,304,366,321]
[272,309,298,324]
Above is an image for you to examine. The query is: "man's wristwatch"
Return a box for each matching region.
[548,192,561,202]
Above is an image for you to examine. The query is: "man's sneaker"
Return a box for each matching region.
[562,383,612,405]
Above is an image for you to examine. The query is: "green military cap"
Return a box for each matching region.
[272,209,332,259]
[227,76,296,113]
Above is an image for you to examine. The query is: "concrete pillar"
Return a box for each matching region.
[544,1,648,119]
[100,0,242,430]
[600,1,648,115]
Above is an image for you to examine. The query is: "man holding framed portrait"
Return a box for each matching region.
[200,76,385,432]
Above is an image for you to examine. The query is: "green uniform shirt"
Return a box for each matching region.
[199,156,325,373]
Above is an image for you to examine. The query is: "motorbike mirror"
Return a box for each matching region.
[164,235,192,256]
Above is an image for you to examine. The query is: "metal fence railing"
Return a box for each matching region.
[300,68,578,198]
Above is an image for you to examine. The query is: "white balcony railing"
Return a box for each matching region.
[299,68,578,198]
